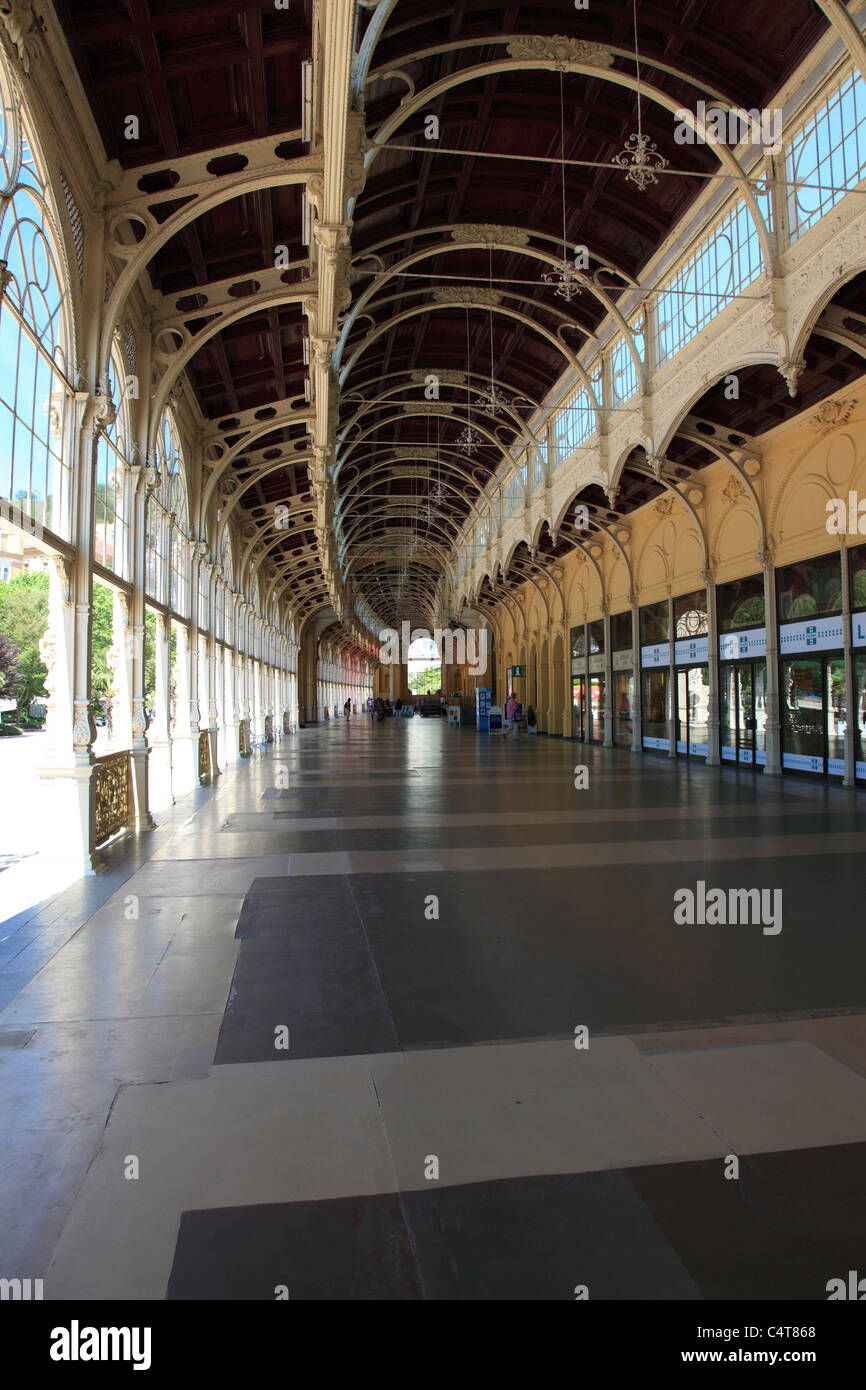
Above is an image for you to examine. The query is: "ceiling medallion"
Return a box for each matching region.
[541,259,584,302]
[613,132,668,192]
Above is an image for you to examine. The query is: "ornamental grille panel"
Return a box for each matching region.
[92,752,130,848]
[198,730,211,783]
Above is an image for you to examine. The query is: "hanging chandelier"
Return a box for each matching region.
[459,307,481,454]
[614,0,668,192]
[540,70,584,303]
[479,250,512,409]
[541,259,584,302]
[457,424,482,455]
[476,384,511,417]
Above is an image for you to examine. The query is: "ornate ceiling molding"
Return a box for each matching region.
[431,286,502,306]
[809,397,857,434]
[505,35,614,72]
[450,225,531,246]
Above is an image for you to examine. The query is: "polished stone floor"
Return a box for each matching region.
[2,717,866,1300]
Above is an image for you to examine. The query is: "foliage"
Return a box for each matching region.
[90,581,115,708]
[0,571,48,711]
[408,662,442,695]
[0,630,20,700]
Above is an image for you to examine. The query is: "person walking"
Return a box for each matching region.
[344,698,351,719]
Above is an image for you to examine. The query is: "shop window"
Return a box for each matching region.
[640,600,668,646]
[718,574,765,630]
[674,589,708,638]
[612,610,632,651]
[777,552,842,621]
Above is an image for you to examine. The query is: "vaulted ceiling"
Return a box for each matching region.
[57,0,860,642]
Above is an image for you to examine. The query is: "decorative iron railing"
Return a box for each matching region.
[198,730,211,783]
[92,751,130,848]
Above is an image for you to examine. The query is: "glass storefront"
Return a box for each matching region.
[717,574,767,768]
[641,668,669,749]
[611,612,633,747]
[777,552,844,776]
[676,665,710,756]
[781,656,846,776]
[614,670,634,747]
[589,673,605,742]
[856,654,866,779]
[720,661,767,765]
[572,674,585,740]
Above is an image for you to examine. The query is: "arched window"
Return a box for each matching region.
[0,50,75,541]
[146,409,190,615]
[93,342,132,576]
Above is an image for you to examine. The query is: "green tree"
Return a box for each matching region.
[0,571,49,712]
[0,631,20,701]
[90,581,115,709]
[409,663,442,695]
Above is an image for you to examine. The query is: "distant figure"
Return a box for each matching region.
[344,698,351,719]
[505,694,518,724]
[394,697,402,719]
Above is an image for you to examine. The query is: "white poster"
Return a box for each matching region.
[719,627,766,661]
[674,635,709,665]
[779,615,845,654]
[641,643,670,669]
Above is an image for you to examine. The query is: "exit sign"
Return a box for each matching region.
[512,665,525,676]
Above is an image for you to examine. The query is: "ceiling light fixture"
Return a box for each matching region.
[541,70,584,303]
[613,0,668,192]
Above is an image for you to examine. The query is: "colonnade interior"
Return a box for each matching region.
[1,0,866,1318]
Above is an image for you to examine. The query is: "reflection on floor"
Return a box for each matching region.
[2,718,866,1299]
